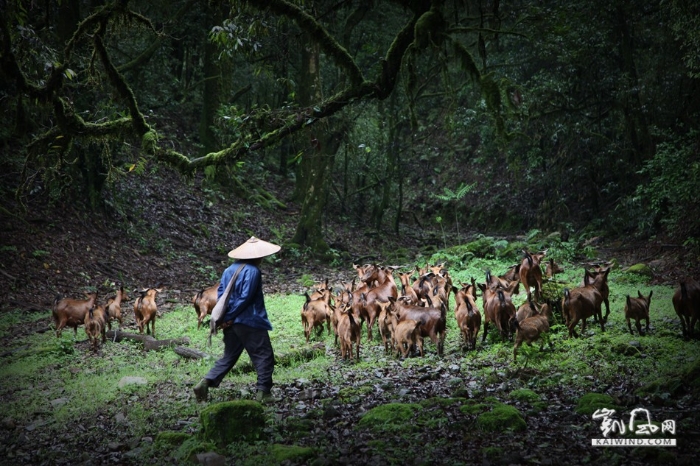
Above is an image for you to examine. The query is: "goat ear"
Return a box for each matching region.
[647,290,653,301]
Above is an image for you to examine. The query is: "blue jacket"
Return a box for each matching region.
[217,261,272,331]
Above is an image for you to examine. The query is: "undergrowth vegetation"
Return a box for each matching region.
[0,238,698,464]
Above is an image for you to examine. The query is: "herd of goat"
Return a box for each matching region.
[299,251,700,361]
[50,250,700,360]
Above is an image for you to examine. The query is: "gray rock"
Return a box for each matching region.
[118,376,148,388]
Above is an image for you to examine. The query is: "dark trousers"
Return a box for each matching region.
[205,324,275,393]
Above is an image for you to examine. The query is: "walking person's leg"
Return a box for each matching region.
[194,327,245,401]
[234,325,275,398]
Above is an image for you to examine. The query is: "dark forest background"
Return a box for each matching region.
[2,0,699,262]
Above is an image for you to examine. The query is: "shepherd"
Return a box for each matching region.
[193,236,281,403]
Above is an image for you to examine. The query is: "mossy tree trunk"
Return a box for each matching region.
[198,3,225,158]
[290,38,344,257]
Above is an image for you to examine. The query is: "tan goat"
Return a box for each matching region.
[393,319,423,358]
[52,291,98,338]
[301,292,332,343]
[193,282,219,330]
[105,286,127,331]
[84,305,107,349]
[512,311,552,362]
[134,288,161,337]
[337,307,361,361]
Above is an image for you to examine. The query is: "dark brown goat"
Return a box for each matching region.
[479,282,516,342]
[672,280,700,339]
[585,267,611,322]
[561,284,604,338]
[388,296,446,355]
[519,250,546,302]
[453,285,481,350]
[624,290,652,335]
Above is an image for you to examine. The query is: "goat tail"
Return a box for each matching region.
[523,250,533,266]
[563,288,571,303]
[497,289,505,304]
[681,282,688,301]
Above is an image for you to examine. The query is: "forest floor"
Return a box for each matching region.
[1,165,699,465]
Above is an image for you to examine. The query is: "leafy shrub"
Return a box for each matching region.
[632,129,700,241]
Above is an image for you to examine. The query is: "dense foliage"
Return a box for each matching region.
[1,0,699,255]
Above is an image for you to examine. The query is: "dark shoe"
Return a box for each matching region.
[255,390,273,403]
[193,378,210,402]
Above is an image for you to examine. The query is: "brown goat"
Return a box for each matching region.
[519,250,546,302]
[479,280,517,342]
[52,291,98,338]
[356,265,398,341]
[388,296,446,355]
[562,285,604,338]
[545,259,564,279]
[301,292,332,343]
[672,280,700,339]
[377,301,395,353]
[193,282,219,330]
[585,267,611,322]
[84,304,107,349]
[393,319,423,358]
[511,311,552,362]
[337,307,361,361]
[453,285,481,350]
[516,298,553,324]
[105,286,127,331]
[624,290,652,335]
[134,288,161,337]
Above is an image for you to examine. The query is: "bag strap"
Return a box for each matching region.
[208,263,246,346]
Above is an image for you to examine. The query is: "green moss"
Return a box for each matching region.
[141,130,158,155]
[270,444,316,463]
[154,431,190,450]
[636,358,700,397]
[460,402,489,415]
[357,403,422,433]
[625,263,653,277]
[509,389,541,403]
[476,404,526,432]
[172,436,217,462]
[200,400,266,447]
[482,446,504,458]
[338,385,374,401]
[575,393,617,415]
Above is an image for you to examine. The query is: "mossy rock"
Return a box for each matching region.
[338,385,374,401]
[612,342,642,357]
[460,401,489,415]
[200,400,266,447]
[357,403,422,434]
[509,388,541,403]
[575,393,616,415]
[172,436,217,462]
[154,431,191,450]
[625,263,653,277]
[270,444,316,463]
[637,358,700,397]
[476,404,526,432]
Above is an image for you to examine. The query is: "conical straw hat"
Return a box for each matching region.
[227,236,281,259]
